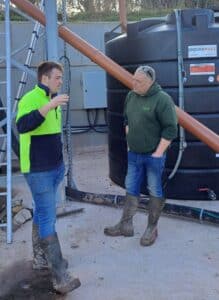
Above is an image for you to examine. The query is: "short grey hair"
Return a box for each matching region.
[135,65,156,82]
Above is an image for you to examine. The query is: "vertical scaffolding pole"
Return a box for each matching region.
[45,0,65,205]
[44,0,58,61]
[5,0,12,244]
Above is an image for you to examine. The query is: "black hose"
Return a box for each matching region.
[66,186,219,226]
[86,109,108,133]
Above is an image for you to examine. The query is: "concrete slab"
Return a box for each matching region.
[0,147,219,300]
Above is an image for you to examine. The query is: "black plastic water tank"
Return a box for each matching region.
[106,9,219,200]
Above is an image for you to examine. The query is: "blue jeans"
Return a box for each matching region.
[125,151,166,198]
[25,163,65,239]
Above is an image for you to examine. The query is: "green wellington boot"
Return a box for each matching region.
[32,223,50,270]
[32,224,68,270]
[140,196,165,246]
[40,235,81,294]
[104,193,138,237]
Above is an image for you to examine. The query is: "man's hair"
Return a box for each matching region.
[135,65,156,82]
[37,61,63,82]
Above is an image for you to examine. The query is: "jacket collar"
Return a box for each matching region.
[37,83,57,98]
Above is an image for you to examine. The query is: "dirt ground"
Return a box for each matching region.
[0,146,219,300]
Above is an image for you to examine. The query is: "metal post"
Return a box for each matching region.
[44,0,58,61]
[5,0,12,244]
[45,1,64,204]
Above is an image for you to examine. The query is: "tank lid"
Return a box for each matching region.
[167,9,214,27]
[127,17,166,39]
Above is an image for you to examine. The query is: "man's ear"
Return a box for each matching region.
[41,74,49,85]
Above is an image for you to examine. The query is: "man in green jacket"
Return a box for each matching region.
[104,65,178,246]
[16,61,80,294]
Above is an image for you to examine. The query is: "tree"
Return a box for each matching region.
[74,0,95,12]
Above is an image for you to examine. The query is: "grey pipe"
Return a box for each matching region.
[168,10,187,180]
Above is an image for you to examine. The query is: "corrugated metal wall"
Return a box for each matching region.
[0,21,120,152]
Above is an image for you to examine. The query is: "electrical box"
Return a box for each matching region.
[82,71,107,109]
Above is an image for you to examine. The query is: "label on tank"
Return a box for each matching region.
[188,45,217,58]
[190,63,215,75]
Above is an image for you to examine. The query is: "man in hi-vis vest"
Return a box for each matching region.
[16,61,81,294]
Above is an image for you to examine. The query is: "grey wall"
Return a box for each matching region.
[0,21,122,153]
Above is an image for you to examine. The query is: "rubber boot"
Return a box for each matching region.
[140,196,165,246]
[32,224,68,270]
[32,223,49,270]
[40,235,81,294]
[54,233,69,269]
[104,193,138,237]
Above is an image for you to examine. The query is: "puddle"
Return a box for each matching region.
[0,260,65,300]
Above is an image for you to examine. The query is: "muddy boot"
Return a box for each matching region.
[104,194,138,237]
[32,223,49,270]
[140,196,165,247]
[32,224,68,271]
[54,233,69,270]
[40,235,81,294]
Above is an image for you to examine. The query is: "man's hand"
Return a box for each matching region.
[49,94,69,109]
[39,94,69,117]
[152,138,171,157]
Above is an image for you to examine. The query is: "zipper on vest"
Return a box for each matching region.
[55,107,58,119]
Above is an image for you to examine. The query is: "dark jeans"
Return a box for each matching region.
[125,151,166,198]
